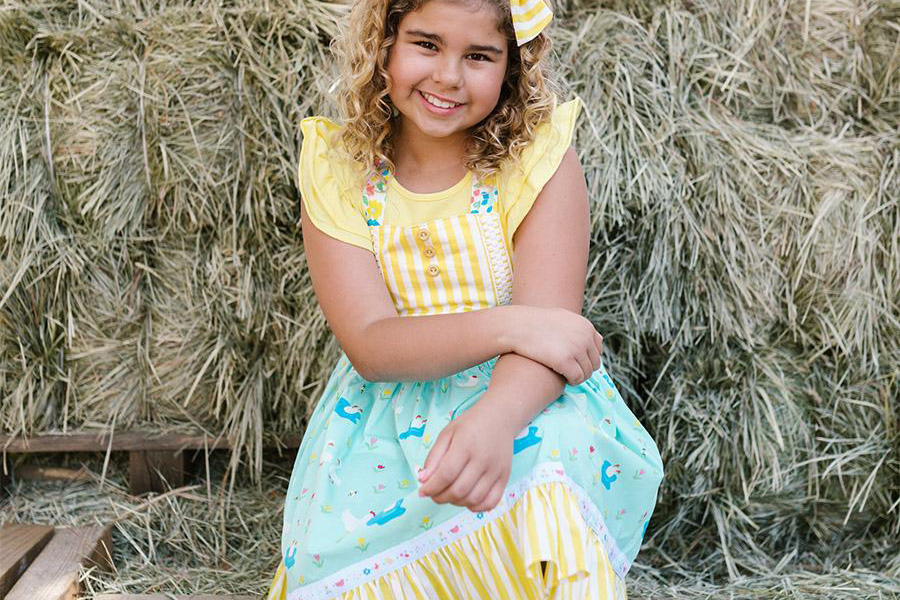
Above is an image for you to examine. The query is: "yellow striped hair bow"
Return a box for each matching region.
[510,0,553,46]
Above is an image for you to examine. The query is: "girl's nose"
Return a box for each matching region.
[431,56,463,88]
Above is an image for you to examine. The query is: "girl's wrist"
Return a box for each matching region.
[469,394,523,438]
[493,304,528,356]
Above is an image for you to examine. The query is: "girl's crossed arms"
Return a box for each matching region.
[301,142,602,514]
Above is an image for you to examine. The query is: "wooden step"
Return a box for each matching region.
[5,524,114,600]
[0,431,300,453]
[0,524,55,597]
[0,431,300,494]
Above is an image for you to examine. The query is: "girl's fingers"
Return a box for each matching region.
[472,479,504,513]
[463,472,494,511]
[422,454,466,500]
[419,428,452,484]
[587,343,601,374]
[573,354,591,385]
[432,457,481,504]
[419,440,461,498]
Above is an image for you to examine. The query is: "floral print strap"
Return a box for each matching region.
[362,158,390,226]
[362,158,499,226]
[469,176,500,215]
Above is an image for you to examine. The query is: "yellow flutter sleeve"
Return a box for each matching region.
[499,97,583,248]
[298,117,372,251]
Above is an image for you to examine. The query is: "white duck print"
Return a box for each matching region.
[398,414,427,440]
[600,459,621,490]
[335,397,364,424]
[513,424,542,454]
[327,458,342,486]
[455,374,480,388]
[341,508,374,535]
[319,440,337,466]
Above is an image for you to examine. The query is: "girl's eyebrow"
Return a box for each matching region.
[404,29,503,55]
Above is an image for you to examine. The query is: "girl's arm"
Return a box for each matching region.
[301,201,529,382]
[417,146,593,511]
[478,146,592,433]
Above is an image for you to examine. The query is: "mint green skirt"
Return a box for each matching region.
[273,352,663,599]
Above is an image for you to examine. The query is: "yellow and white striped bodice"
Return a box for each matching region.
[362,163,513,317]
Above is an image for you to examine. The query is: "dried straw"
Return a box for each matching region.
[1,0,898,594]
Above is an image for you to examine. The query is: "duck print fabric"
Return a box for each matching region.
[270,159,664,600]
[278,350,663,599]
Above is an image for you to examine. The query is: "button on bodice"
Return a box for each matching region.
[363,161,513,316]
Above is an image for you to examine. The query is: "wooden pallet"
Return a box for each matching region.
[1,431,300,495]
[0,523,114,600]
[0,524,255,599]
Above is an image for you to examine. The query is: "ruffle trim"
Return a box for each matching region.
[271,461,630,600]
[297,116,373,252]
[499,97,582,248]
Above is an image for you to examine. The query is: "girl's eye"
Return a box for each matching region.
[413,42,491,62]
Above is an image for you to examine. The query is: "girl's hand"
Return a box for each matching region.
[507,306,603,386]
[417,401,515,512]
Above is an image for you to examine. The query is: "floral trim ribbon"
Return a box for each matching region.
[287,460,630,600]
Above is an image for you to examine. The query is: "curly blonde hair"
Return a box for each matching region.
[332,0,561,180]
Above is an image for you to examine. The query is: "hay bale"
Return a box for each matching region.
[1,0,898,591]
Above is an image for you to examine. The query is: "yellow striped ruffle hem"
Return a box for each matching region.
[266,464,629,600]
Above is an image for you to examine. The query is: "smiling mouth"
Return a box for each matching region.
[418,90,464,109]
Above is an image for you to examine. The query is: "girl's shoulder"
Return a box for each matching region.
[300,114,339,151]
[297,115,373,250]
[494,97,583,245]
[298,115,365,194]
[498,96,583,197]
[503,97,581,166]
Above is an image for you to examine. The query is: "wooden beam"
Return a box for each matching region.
[0,432,300,453]
[5,524,114,600]
[0,459,10,498]
[0,524,55,597]
[0,430,301,495]
[129,449,187,495]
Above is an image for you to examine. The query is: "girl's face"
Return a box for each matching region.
[386,0,509,143]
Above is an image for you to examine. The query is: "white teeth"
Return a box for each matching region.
[422,91,460,109]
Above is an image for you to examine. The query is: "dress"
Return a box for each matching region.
[266,98,664,600]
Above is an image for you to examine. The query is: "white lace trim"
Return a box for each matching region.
[477,212,514,306]
[287,460,631,600]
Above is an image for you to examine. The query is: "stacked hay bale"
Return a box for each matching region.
[1,0,897,591]
[558,0,899,580]
[0,1,347,478]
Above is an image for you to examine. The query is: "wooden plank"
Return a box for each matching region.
[5,524,114,600]
[95,596,257,600]
[129,450,187,495]
[15,465,94,483]
[0,432,300,453]
[0,524,55,597]
[0,461,10,498]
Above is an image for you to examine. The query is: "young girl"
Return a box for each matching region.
[266,0,664,598]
